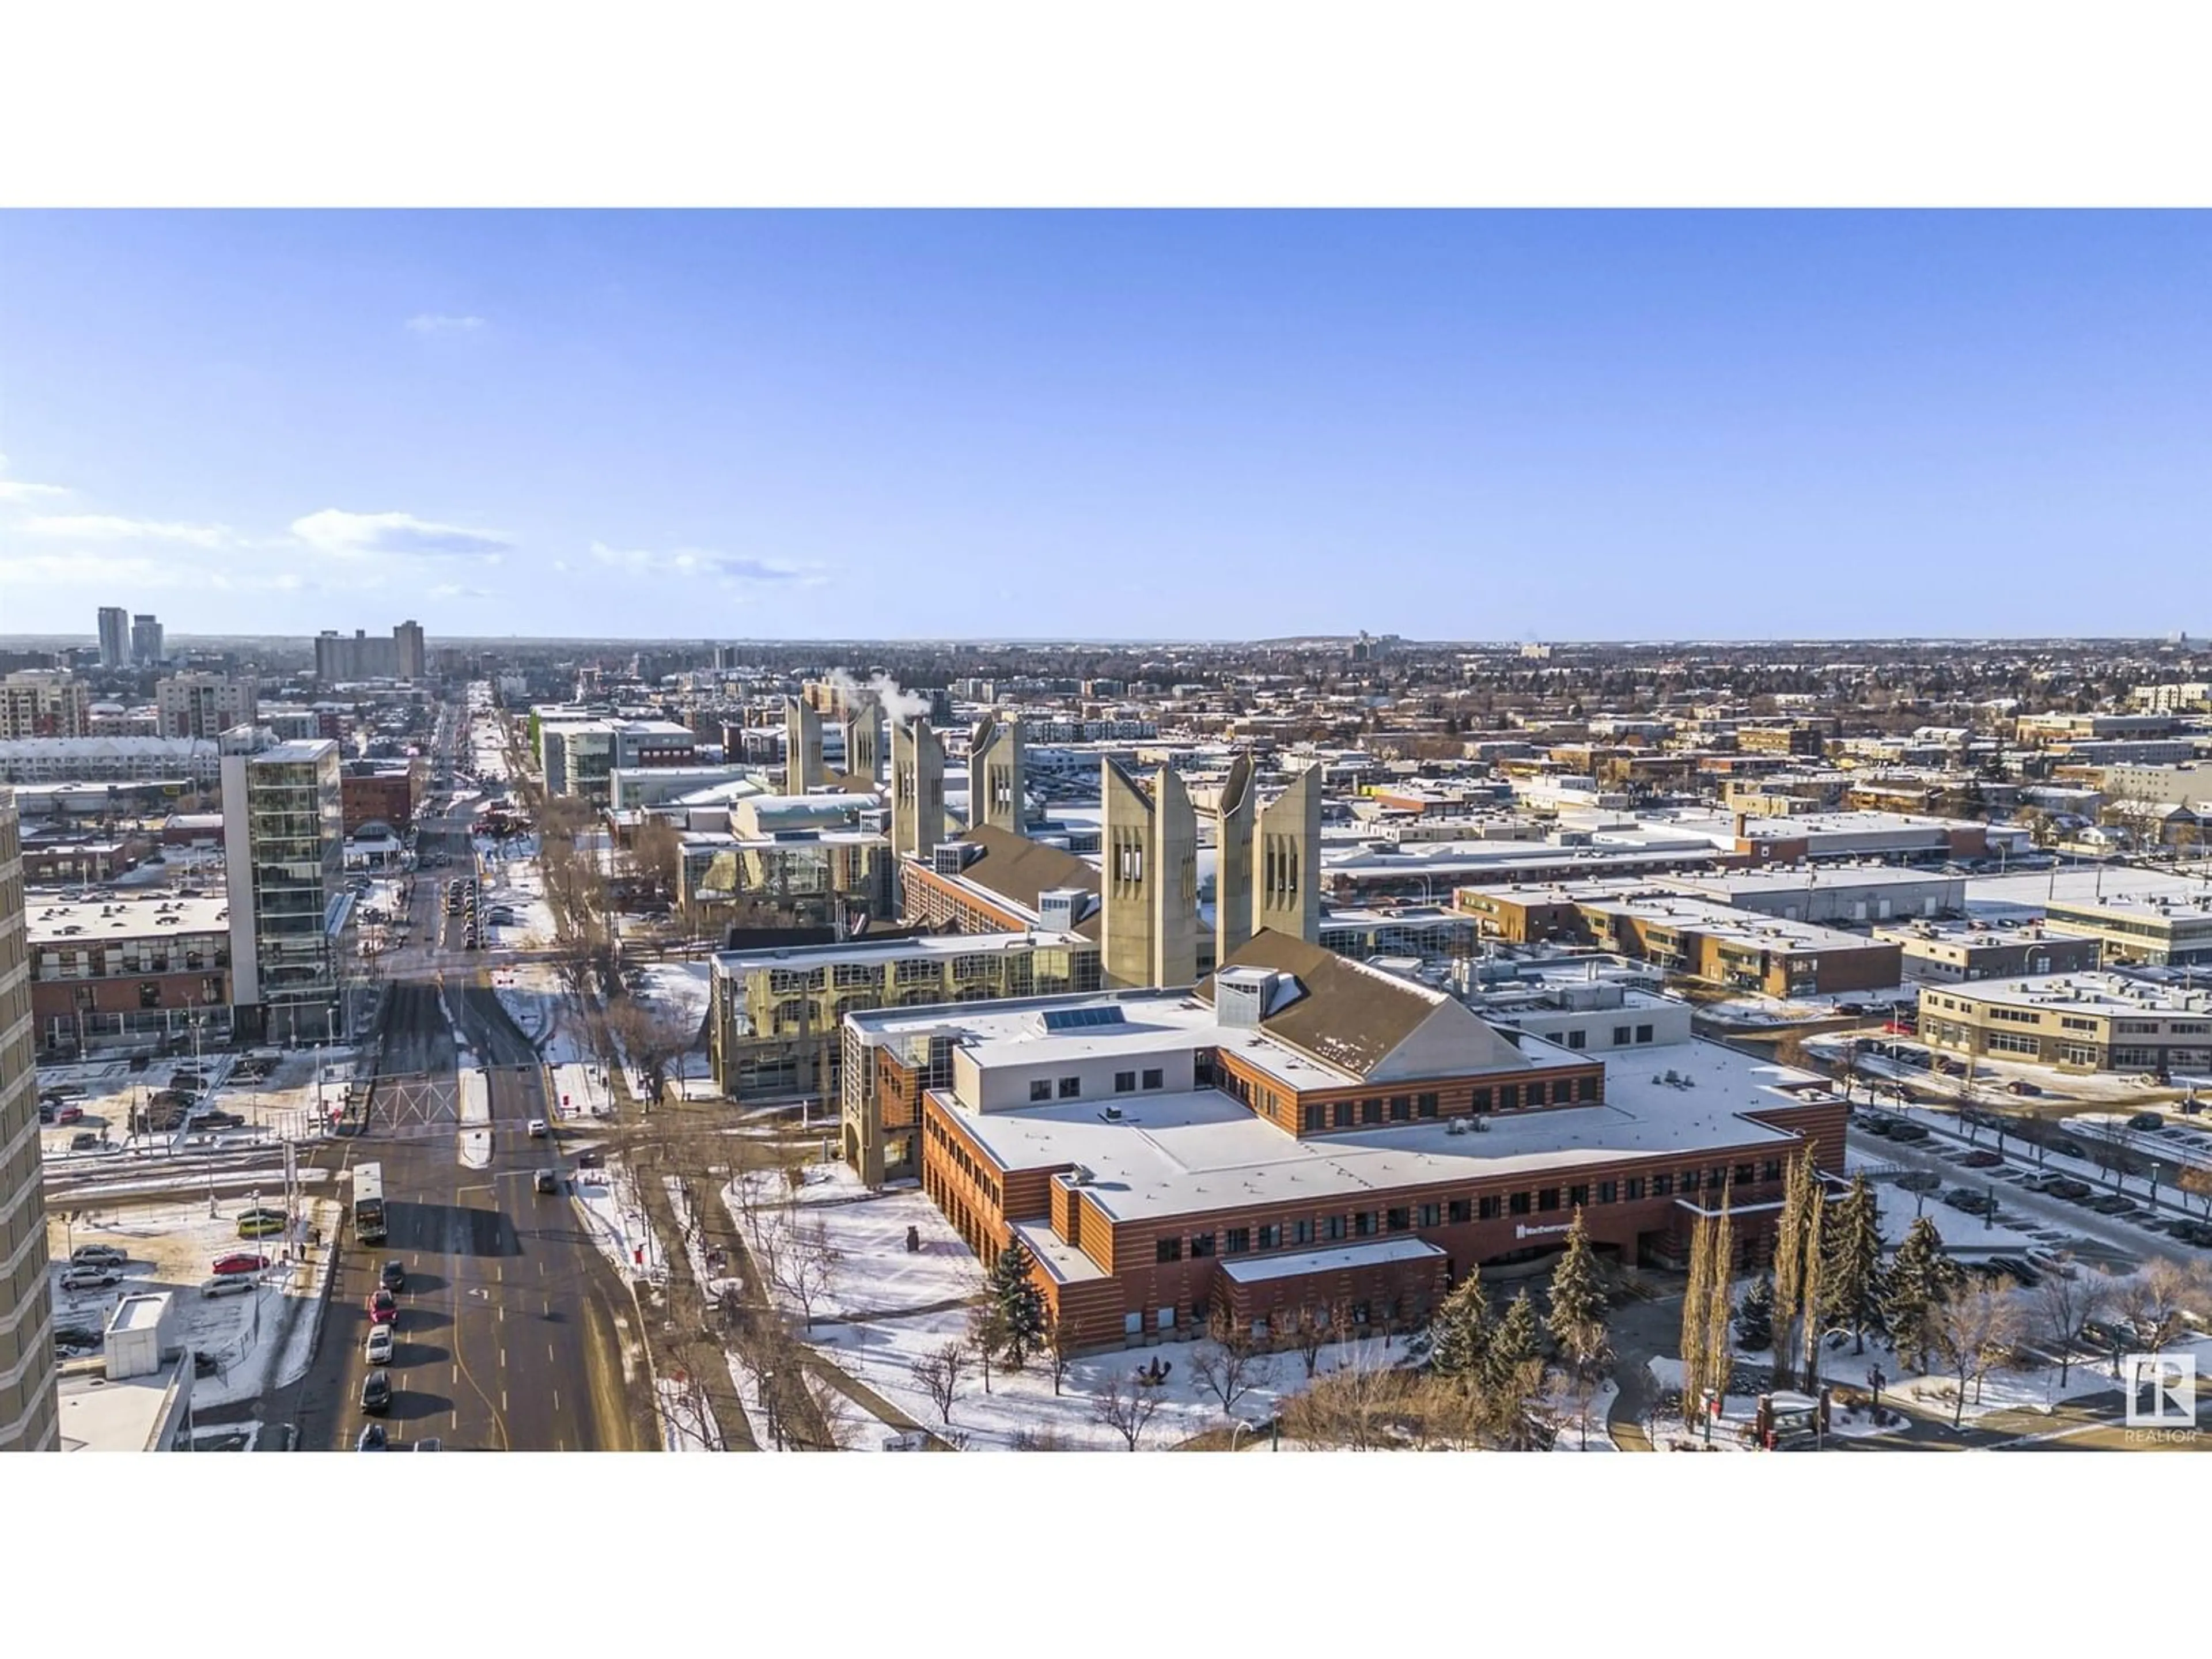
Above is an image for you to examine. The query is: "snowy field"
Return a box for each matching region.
[47,1196,340,1409]
[731,1163,1387,1451]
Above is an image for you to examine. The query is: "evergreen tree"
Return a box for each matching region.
[983,1235,1047,1370]
[1544,1208,1611,1385]
[1484,1289,1541,1395]
[1427,1269,1492,1385]
[1883,1215,1960,1374]
[1820,1174,1887,1355]
[1734,1274,1775,1352]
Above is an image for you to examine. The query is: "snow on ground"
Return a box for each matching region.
[663,1175,741,1300]
[47,1196,341,1410]
[730,1162,1386,1450]
[657,1376,722,1451]
[724,1354,782,1452]
[1809,1032,2196,1107]
[457,1067,491,1169]
[1548,1378,1620,1450]
[634,961,711,1032]
[572,1159,665,1281]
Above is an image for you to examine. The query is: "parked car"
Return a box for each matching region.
[2004,1079,2042,1096]
[2128,1112,2166,1132]
[1889,1122,1931,1143]
[380,1260,406,1291]
[236,1214,286,1239]
[70,1244,130,1268]
[368,1287,397,1324]
[200,1274,257,1298]
[2055,1139,2088,1160]
[195,1110,246,1130]
[365,1326,395,1365]
[413,1438,442,1452]
[54,1104,85,1125]
[2089,1194,2138,1215]
[357,1422,388,1451]
[576,1148,603,1169]
[68,1131,105,1152]
[2047,1177,2093,1200]
[1959,1150,2005,1169]
[60,1265,123,1291]
[1895,1169,1942,1193]
[211,1252,270,1275]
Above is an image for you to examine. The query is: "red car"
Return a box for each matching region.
[210,1253,270,1276]
[55,1105,85,1126]
[368,1287,398,1324]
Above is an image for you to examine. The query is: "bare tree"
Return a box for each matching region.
[1092,1369,1168,1451]
[1285,1305,1331,1379]
[607,994,698,1109]
[2033,1256,2109,1387]
[1279,1340,1423,1450]
[2181,1165,2212,1219]
[967,1299,1006,1395]
[804,1371,858,1450]
[1042,1304,1079,1397]
[1932,1277,2025,1429]
[2113,1258,2211,1355]
[773,1217,845,1331]
[908,1340,968,1425]
[1192,1308,1271,1418]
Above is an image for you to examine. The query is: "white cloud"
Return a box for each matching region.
[0,452,69,502]
[405,313,486,334]
[291,509,512,559]
[23,513,230,547]
[587,540,816,586]
[0,552,298,593]
[429,583,491,599]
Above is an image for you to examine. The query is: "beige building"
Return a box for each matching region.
[156,672,259,740]
[0,789,61,1449]
[889,717,946,866]
[967,713,1027,834]
[1918,972,2212,1075]
[1,672,91,741]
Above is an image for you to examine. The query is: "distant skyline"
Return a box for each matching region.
[2,211,2206,642]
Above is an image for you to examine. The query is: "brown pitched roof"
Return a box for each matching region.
[1196,928,1503,1079]
[955,824,1102,940]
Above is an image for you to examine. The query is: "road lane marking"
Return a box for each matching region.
[500,1348,506,1368]
[553,1389,560,1412]
[502,1389,508,1412]
[548,1344,555,1365]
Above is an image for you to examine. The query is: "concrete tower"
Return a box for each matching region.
[1100,759,1198,989]
[968,713,1026,834]
[891,717,945,863]
[839,694,884,791]
[0,789,60,1449]
[785,696,824,793]
[1255,762,1321,944]
[1213,751,1255,968]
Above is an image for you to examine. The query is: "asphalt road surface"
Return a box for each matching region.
[276,756,655,1452]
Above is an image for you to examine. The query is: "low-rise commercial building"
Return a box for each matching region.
[1653,865,1964,924]
[1874,919,2103,984]
[1918,972,2212,1075]
[713,929,1100,1152]
[2043,889,2212,967]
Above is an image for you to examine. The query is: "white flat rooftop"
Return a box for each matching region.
[1930,972,2212,1017]
[945,1037,1824,1222]
[28,891,231,942]
[1218,1236,1445,1285]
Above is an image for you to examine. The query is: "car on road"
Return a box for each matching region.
[577,1148,603,1168]
[357,1422,388,1451]
[70,1244,130,1268]
[413,1438,442,1452]
[380,1260,406,1290]
[211,1252,269,1275]
[368,1287,398,1324]
[194,1110,247,1130]
[365,1326,395,1365]
[200,1274,257,1297]
[60,1265,124,1291]
[533,1168,559,1194]
[527,1118,548,1138]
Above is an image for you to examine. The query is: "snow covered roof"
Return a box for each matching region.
[1218,1236,1444,1285]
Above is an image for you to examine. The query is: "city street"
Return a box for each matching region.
[263,744,657,1450]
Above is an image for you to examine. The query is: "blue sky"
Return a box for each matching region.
[2,211,2205,641]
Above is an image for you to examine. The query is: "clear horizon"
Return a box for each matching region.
[3,211,2207,642]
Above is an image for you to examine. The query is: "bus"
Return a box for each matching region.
[353,1163,387,1245]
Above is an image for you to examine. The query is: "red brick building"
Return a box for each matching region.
[340,763,421,835]
[860,931,1846,1350]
